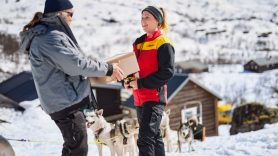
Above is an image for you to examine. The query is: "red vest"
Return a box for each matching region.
[133,30,172,106]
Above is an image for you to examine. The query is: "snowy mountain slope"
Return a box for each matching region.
[0,104,278,156]
[0,0,277,120]
[0,0,278,63]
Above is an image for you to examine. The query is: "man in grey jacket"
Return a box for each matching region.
[19,0,124,155]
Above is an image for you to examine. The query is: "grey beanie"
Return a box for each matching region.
[142,6,163,24]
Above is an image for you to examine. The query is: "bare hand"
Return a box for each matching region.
[111,64,124,81]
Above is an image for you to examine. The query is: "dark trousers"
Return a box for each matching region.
[54,111,88,156]
[136,102,165,156]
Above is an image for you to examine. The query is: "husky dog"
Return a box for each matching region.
[116,118,137,156]
[120,118,139,144]
[86,109,121,156]
[177,118,197,152]
[86,109,137,156]
[0,135,15,156]
[160,110,173,152]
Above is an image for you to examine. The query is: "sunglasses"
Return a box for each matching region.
[63,11,74,17]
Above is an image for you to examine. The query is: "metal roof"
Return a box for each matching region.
[0,71,38,103]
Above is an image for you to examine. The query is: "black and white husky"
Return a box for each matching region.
[116,118,137,155]
[177,118,197,152]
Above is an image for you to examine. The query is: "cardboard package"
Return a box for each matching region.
[90,52,139,84]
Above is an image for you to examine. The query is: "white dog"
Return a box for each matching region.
[86,109,137,156]
[160,110,173,152]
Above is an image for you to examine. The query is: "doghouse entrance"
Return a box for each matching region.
[181,101,206,141]
[181,101,203,124]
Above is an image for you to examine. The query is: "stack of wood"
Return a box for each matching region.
[230,102,278,135]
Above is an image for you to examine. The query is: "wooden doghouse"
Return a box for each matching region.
[122,74,221,136]
[167,75,221,136]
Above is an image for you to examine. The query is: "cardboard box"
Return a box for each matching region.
[90,52,139,84]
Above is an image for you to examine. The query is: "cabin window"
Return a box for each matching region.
[181,101,203,124]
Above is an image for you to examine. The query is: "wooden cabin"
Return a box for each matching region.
[122,74,221,136]
[244,57,278,73]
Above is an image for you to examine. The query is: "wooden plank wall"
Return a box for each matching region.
[166,81,218,136]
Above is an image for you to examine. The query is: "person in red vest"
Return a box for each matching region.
[124,6,175,156]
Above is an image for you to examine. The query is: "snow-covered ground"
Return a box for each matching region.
[0,101,278,156]
[0,0,277,106]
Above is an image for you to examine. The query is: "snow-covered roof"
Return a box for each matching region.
[168,74,222,102]
[176,60,208,71]
[91,83,122,90]
[246,57,278,66]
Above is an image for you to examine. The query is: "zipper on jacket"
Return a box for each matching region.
[65,74,78,97]
[70,81,78,97]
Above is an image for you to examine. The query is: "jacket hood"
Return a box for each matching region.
[19,24,47,54]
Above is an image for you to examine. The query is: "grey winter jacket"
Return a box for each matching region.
[19,16,113,114]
